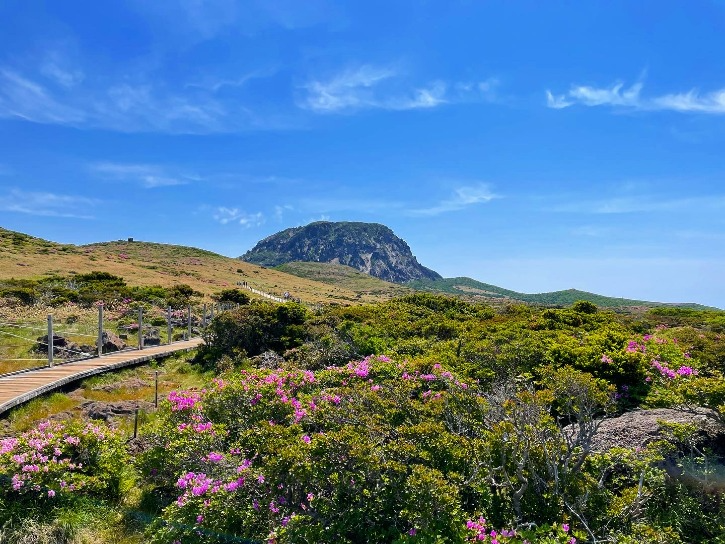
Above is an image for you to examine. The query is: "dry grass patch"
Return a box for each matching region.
[1,352,210,435]
[6,393,81,432]
[0,228,390,305]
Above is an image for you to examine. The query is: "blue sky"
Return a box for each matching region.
[1,1,724,308]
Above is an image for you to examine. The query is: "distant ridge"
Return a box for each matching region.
[240,221,441,283]
[1,226,715,310]
[407,276,715,309]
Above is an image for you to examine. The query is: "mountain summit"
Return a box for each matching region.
[240,221,441,283]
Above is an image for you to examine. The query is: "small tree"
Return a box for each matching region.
[572,300,598,314]
[213,288,250,305]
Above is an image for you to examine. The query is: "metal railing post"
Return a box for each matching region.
[167,306,172,345]
[47,314,53,367]
[138,308,144,350]
[97,303,104,357]
[187,305,192,339]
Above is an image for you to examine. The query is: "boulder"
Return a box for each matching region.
[35,334,68,352]
[583,407,725,453]
[101,331,126,353]
[143,327,161,346]
[80,400,154,421]
[35,335,93,358]
[91,377,150,392]
[251,350,285,369]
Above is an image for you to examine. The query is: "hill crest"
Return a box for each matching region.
[240,221,441,283]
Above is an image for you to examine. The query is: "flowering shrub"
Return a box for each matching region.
[2,295,723,542]
[0,420,129,520]
[137,356,624,544]
[464,519,581,543]
[138,357,490,542]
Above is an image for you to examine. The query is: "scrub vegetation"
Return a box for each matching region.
[2,293,724,543]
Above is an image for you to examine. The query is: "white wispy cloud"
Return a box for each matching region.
[274,204,294,222]
[652,89,725,113]
[185,67,278,93]
[570,225,616,237]
[409,183,499,216]
[0,64,265,133]
[545,90,573,109]
[40,50,85,88]
[213,207,265,228]
[300,65,398,112]
[299,64,497,113]
[547,78,725,114]
[0,70,87,124]
[0,188,98,219]
[90,162,192,189]
[552,194,725,214]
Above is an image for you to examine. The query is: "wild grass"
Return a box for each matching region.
[0,308,100,374]
[0,227,380,306]
[7,393,81,432]
[0,301,201,374]
[1,352,210,435]
[275,261,413,302]
[0,497,149,544]
[0,516,77,544]
[0,352,208,544]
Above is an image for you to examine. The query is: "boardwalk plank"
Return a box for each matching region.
[0,338,204,415]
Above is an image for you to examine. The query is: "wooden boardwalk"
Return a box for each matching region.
[0,338,204,416]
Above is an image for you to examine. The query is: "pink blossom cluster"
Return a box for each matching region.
[172,459,317,527]
[347,358,370,378]
[162,356,488,538]
[177,420,214,433]
[0,420,111,497]
[169,359,476,437]
[168,390,203,411]
[651,360,698,379]
[466,519,575,543]
[465,517,517,543]
[626,341,646,353]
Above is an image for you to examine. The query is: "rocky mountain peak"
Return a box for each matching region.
[240,221,441,284]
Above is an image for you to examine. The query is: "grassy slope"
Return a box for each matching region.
[275,262,414,299]
[407,276,714,309]
[0,228,385,305]
[2,227,713,309]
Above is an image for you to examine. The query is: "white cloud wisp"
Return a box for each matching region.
[0,66,260,134]
[300,65,497,114]
[91,162,191,189]
[212,207,265,228]
[547,79,725,114]
[409,183,499,216]
[0,188,99,219]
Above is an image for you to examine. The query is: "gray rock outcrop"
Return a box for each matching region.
[240,221,441,283]
[584,408,725,453]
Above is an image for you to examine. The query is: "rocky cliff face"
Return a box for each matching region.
[240,221,441,284]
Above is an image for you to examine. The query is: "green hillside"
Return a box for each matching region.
[0,227,376,305]
[408,276,715,309]
[275,261,413,298]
